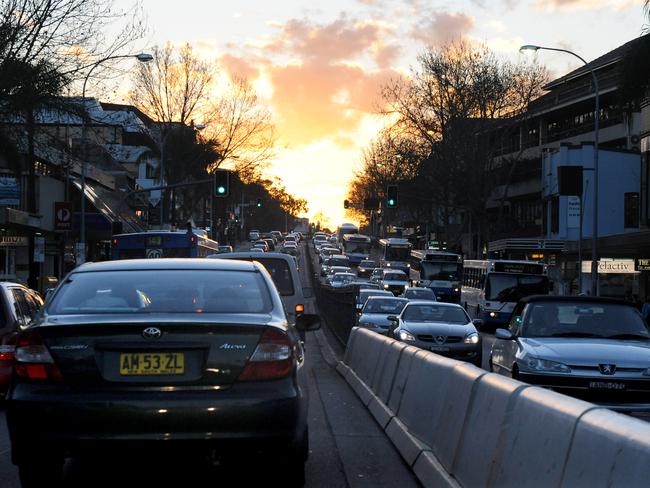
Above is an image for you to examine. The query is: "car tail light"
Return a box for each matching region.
[238,327,293,381]
[295,304,305,315]
[14,332,63,382]
[0,345,15,362]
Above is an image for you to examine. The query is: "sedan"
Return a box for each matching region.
[380,270,409,296]
[389,301,483,366]
[329,272,357,288]
[358,296,409,335]
[357,260,378,279]
[490,295,650,411]
[355,289,394,314]
[6,259,320,487]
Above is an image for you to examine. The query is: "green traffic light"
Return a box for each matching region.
[217,186,226,194]
[388,199,395,206]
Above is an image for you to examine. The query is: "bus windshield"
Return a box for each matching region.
[385,246,410,261]
[344,241,371,254]
[486,273,549,302]
[421,262,461,282]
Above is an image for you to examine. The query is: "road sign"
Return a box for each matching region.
[54,202,72,231]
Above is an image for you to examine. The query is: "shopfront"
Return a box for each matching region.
[581,259,639,298]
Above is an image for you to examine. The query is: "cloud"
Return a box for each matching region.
[219,54,259,80]
[533,0,638,11]
[411,12,475,46]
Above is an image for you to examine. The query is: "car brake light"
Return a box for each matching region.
[238,327,293,381]
[14,332,64,382]
[295,304,305,315]
[0,345,15,361]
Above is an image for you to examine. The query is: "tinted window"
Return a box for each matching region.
[384,273,407,281]
[405,288,436,300]
[329,258,350,267]
[49,270,273,314]
[523,302,650,339]
[360,260,376,267]
[486,273,549,301]
[363,299,407,314]
[402,305,469,324]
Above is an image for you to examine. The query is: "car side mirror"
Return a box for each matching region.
[495,328,514,340]
[387,315,399,323]
[302,287,313,299]
[472,318,484,330]
[295,314,321,332]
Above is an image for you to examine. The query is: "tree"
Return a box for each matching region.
[378,40,548,249]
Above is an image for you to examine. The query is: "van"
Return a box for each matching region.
[208,252,312,325]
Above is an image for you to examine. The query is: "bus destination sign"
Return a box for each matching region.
[494,262,544,274]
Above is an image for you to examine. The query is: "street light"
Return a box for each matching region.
[78,52,153,263]
[520,44,600,296]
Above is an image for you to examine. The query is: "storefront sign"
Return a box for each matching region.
[0,176,20,205]
[54,202,72,231]
[582,259,637,274]
[637,259,650,271]
[0,236,28,246]
[567,196,580,228]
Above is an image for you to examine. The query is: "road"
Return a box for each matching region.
[0,241,420,487]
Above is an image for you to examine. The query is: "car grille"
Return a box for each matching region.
[417,335,462,344]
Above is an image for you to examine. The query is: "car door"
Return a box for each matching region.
[492,303,525,374]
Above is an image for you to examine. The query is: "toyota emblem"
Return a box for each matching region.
[143,327,162,339]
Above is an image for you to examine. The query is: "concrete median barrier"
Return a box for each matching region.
[387,346,422,414]
[488,386,600,488]
[562,408,650,488]
[451,373,528,487]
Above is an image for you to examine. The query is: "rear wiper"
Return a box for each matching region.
[605,333,650,341]
[550,332,603,338]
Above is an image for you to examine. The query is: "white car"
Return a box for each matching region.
[329,272,357,288]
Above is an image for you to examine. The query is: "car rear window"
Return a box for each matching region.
[48,270,273,314]
[330,258,349,267]
[385,273,406,281]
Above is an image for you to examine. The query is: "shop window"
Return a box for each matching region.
[624,192,639,228]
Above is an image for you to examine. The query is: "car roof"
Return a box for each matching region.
[405,287,434,292]
[384,270,407,276]
[365,296,409,302]
[360,289,393,295]
[405,300,463,308]
[331,254,348,259]
[519,295,635,307]
[75,258,257,273]
[208,251,297,263]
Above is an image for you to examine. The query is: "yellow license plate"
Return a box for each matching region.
[119,352,185,375]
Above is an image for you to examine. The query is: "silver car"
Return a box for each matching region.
[355,289,394,314]
[357,296,409,335]
[380,270,409,296]
[329,272,356,288]
[389,301,483,366]
[490,296,650,411]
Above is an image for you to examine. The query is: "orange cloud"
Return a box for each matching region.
[411,12,475,45]
[220,53,259,80]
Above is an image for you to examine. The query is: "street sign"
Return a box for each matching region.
[34,236,45,263]
[54,202,72,231]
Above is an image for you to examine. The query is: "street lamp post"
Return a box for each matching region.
[78,52,153,263]
[520,45,600,296]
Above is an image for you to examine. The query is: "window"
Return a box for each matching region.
[624,192,639,228]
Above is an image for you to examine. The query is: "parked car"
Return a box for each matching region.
[403,286,437,301]
[357,296,409,335]
[0,283,44,396]
[490,295,650,411]
[357,260,378,278]
[355,289,394,314]
[380,270,409,295]
[5,259,320,486]
[329,272,357,288]
[389,301,483,366]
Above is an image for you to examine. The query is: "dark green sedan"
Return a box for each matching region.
[6,258,320,487]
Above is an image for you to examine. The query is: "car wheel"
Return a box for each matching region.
[18,459,63,487]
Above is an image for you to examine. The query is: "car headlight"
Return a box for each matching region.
[384,284,390,289]
[522,357,571,373]
[489,312,498,318]
[464,333,480,344]
[385,263,391,267]
[398,330,415,341]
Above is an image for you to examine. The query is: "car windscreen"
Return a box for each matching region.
[360,260,377,267]
[402,305,469,324]
[363,299,407,314]
[48,270,273,314]
[244,258,295,296]
[384,273,407,281]
[523,302,650,339]
[329,258,350,267]
[405,289,436,300]
[358,291,391,303]
[486,273,549,302]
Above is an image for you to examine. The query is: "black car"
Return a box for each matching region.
[6,259,320,486]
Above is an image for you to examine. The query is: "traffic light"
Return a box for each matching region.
[256,198,262,208]
[386,185,398,208]
[213,169,230,197]
[344,199,350,209]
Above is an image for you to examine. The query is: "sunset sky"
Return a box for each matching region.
[116,0,645,228]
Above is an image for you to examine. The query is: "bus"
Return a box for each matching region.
[461,260,550,329]
[336,223,358,243]
[341,234,372,266]
[112,228,219,259]
[409,250,463,303]
[378,238,412,275]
